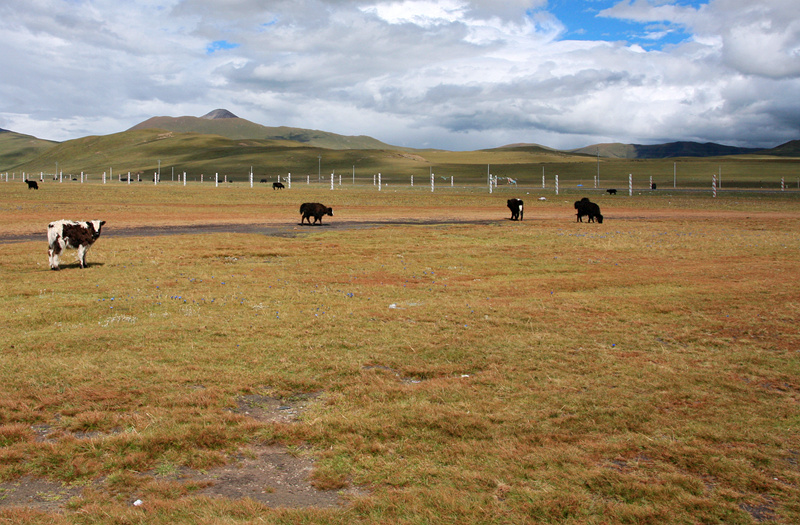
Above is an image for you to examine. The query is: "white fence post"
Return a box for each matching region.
[378,173,382,191]
[555,175,559,195]
[712,174,717,198]
[628,173,633,196]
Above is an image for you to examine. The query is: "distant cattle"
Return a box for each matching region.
[260,179,268,184]
[574,198,603,224]
[300,202,333,225]
[507,198,524,221]
[606,189,617,195]
[47,220,106,270]
[26,180,39,190]
[273,182,285,190]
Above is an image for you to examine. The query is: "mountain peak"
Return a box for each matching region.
[201,109,238,120]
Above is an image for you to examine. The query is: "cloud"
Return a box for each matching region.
[0,0,798,149]
[601,0,800,79]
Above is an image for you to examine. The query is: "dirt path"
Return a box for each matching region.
[1,207,796,244]
[0,218,498,244]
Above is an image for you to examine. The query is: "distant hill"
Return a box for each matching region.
[5,127,446,178]
[495,143,562,154]
[571,141,763,159]
[0,129,59,170]
[763,140,800,157]
[129,109,397,150]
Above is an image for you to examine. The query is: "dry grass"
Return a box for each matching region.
[0,182,798,523]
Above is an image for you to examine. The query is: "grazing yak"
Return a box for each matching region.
[300,203,333,225]
[47,220,105,270]
[273,182,285,190]
[507,198,524,221]
[574,198,603,224]
[26,180,39,190]
[606,188,617,195]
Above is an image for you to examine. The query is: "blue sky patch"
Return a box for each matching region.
[207,40,240,54]
[544,0,705,49]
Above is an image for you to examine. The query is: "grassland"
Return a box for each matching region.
[1,182,799,524]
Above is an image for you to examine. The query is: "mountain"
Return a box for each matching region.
[129,109,397,150]
[570,141,764,159]
[201,109,239,119]
[0,129,59,170]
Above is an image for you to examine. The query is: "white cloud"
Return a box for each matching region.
[0,0,798,150]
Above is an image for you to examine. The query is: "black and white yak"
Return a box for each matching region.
[507,199,524,221]
[47,220,106,270]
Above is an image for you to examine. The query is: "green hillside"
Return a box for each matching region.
[0,130,58,170]
[765,140,800,157]
[8,126,800,189]
[10,127,599,183]
[7,128,433,179]
[129,114,396,151]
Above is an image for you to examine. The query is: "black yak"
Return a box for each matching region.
[273,182,285,190]
[26,180,39,190]
[606,188,617,195]
[300,203,333,225]
[507,199,524,221]
[574,198,603,224]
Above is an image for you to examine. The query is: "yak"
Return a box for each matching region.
[47,220,105,270]
[507,199,524,221]
[300,203,333,225]
[574,198,603,224]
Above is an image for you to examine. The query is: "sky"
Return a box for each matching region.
[1,0,798,150]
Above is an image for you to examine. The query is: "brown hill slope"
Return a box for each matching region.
[129,110,396,150]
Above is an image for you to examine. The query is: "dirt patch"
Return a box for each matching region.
[231,392,323,423]
[0,392,361,513]
[195,444,357,508]
[0,477,84,513]
[0,445,357,513]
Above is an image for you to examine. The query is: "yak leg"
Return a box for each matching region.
[77,245,89,268]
